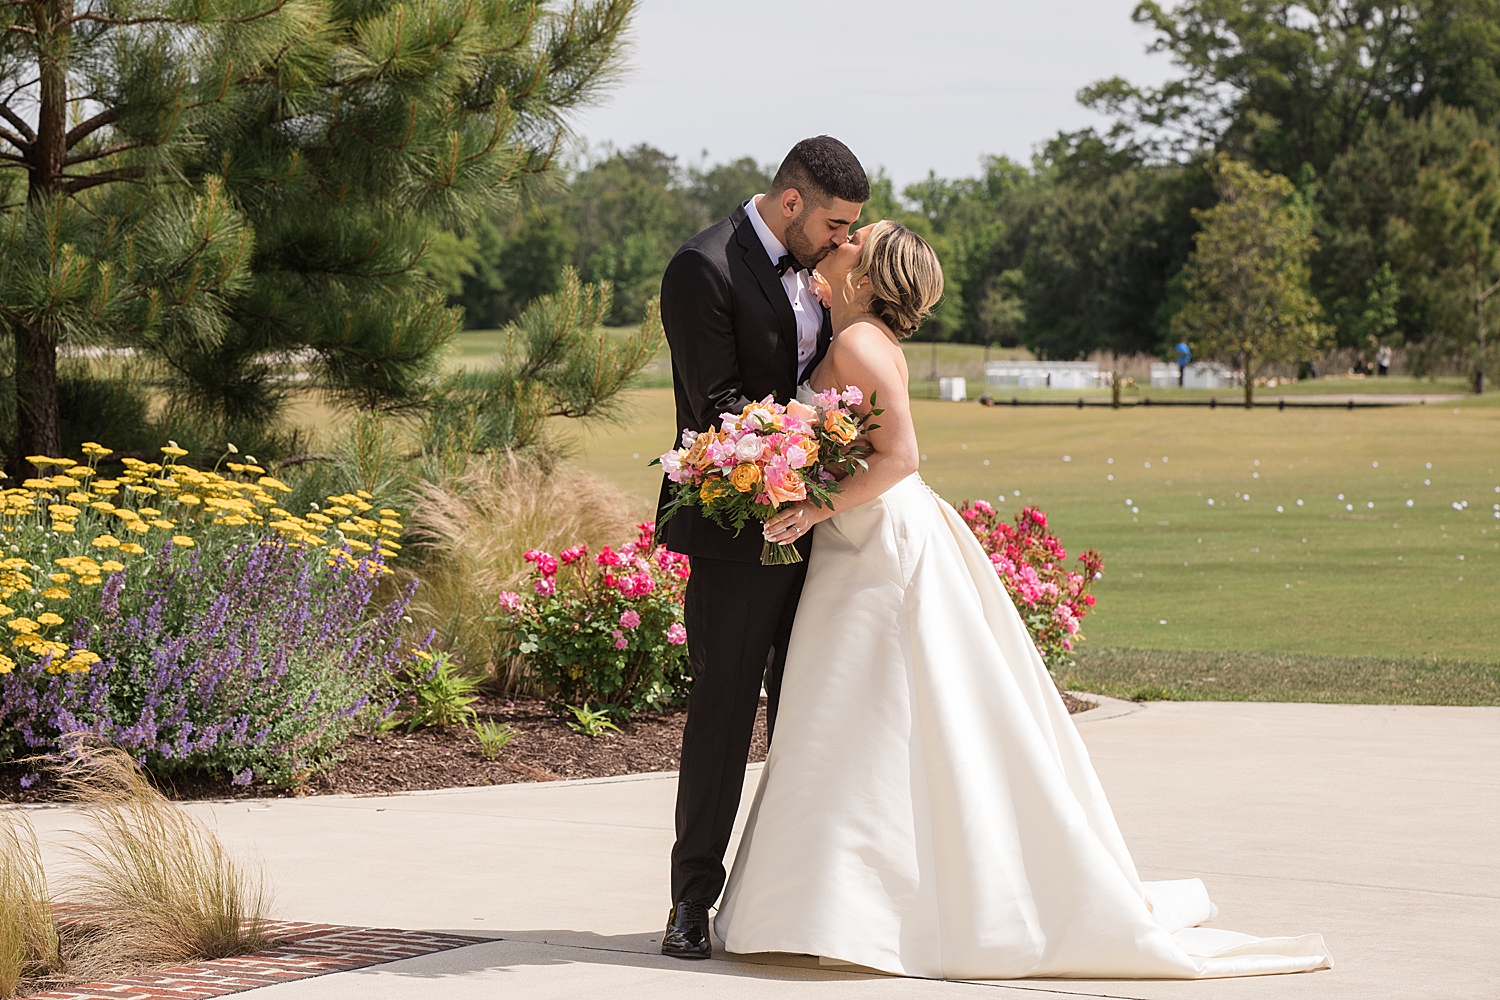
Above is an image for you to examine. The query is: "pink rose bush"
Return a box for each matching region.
[957,500,1104,675]
[656,387,879,565]
[491,523,692,718]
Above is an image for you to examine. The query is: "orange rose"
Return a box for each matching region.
[730,462,762,492]
[683,429,717,470]
[823,411,857,445]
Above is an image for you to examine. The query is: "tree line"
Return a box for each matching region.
[446,0,1500,393]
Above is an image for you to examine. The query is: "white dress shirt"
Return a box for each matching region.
[745,195,823,380]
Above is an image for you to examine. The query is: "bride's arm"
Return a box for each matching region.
[764,327,919,545]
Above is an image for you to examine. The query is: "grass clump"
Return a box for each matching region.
[0,811,61,998]
[404,452,643,687]
[1065,646,1500,705]
[56,746,272,965]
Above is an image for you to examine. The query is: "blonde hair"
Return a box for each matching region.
[846,220,944,339]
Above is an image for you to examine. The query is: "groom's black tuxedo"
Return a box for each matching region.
[657,204,832,561]
[658,204,831,908]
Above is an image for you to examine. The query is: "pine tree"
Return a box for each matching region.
[0,0,634,468]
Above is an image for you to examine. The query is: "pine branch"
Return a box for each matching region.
[0,103,33,143]
[64,108,117,149]
[59,165,151,193]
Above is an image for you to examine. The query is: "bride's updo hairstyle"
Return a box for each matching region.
[848,220,944,339]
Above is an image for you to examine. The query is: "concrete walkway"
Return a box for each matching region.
[22,701,1500,998]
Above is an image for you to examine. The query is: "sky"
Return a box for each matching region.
[568,0,1180,187]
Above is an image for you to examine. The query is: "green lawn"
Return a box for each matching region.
[559,387,1500,682]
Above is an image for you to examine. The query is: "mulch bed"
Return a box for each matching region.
[3,691,1090,803]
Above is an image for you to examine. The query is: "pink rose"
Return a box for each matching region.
[764,458,807,506]
[620,609,641,629]
[596,547,621,567]
[611,629,628,650]
[534,577,556,596]
[666,622,687,645]
[498,591,522,611]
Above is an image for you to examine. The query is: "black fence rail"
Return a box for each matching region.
[978,396,1405,410]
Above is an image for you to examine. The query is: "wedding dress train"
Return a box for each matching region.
[715,472,1332,980]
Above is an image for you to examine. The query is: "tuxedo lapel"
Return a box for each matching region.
[733,208,799,375]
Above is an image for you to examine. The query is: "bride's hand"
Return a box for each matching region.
[763,501,831,546]
[810,271,832,309]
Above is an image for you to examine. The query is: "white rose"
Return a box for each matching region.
[735,435,764,462]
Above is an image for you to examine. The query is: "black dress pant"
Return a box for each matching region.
[670,554,807,906]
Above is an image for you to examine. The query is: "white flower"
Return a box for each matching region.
[735,435,763,462]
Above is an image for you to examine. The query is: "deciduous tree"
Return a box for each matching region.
[1172,155,1331,405]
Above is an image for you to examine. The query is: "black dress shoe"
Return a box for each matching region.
[661,899,712,959]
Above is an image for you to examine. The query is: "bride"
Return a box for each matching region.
[713,220,1333,980]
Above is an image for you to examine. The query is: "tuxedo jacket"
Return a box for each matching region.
[656,205,832,563]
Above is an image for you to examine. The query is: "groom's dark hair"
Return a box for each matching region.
[770,136,869,207]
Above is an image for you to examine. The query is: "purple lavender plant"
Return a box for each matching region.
[0,539,415,787]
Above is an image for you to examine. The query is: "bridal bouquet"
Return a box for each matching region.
[655,387,878,565]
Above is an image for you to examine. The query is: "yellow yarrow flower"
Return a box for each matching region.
[118,543,146,555]
[149,519,174,530]
[40,587,70,600]
[100,560,125,572]
[6,617,39,634]
[125,521,150,534]
[160,445,189,457]
[171,535,195,547]
[138,507,162,516]
[92,534,121,548]
[52,521,76,533]
[36,612,64,626]
[0,653,13,674]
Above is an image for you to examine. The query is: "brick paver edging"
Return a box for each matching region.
[30,922,483,1000]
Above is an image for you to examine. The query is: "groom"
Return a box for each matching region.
[657,135,868,960]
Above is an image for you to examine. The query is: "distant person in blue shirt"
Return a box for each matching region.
[1174,341,1191,385]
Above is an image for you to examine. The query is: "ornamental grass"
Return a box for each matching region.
[0,810,62,998]
[404,452,642,690]
[54,745,272,964]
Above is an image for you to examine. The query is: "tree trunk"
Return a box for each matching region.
[1476,290,1488,395]
[15,320,63,462]
[13,0,72,462]
[1243,351,1254,408]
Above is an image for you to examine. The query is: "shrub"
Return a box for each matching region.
[492,523,690,717]
[955,500,1103,675]
[0,443,415,786]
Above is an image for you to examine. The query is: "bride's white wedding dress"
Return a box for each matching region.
[715,414,1332,979]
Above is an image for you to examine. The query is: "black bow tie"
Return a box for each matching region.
[774,253,806,277]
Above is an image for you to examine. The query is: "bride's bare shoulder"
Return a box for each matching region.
[831,320,906,371]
